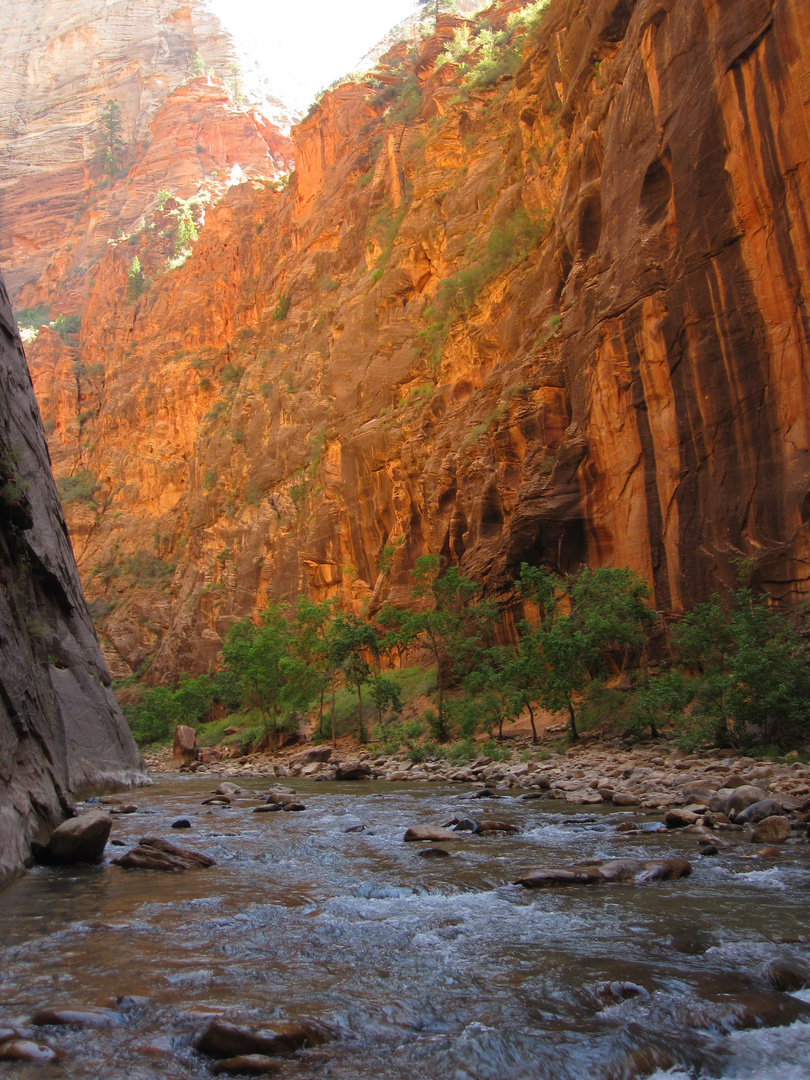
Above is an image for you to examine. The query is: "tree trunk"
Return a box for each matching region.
[527,703,538,744]
[357,682,366,743]
[318,688,325,740]
[568,700,579,741]
[331,676,337,748]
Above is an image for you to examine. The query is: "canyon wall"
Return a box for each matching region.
[12,0,810,682]
[0,0,291,306]
[0,274,145,889]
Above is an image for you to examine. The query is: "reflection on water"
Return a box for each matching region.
[1,776,809,1078]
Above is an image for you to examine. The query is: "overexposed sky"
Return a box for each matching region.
[205,0,421,112]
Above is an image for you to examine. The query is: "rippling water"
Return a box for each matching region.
[1,776,809,1079]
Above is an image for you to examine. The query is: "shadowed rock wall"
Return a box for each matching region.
[0,273,144,889]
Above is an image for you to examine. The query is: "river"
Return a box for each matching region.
[1,776,809,1078]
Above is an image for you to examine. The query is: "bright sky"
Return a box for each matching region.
[205,0,421,112]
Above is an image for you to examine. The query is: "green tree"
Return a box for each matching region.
[378,555,495,741]
[227,61,244,107]
[98,99,124,176]
[673,588,810,750]
[292,597,337,740]
[189,52,206,78]
[330,613,379,743]
[517,565,652,741]
[222,603,313,737]
[126,255,144,301]
[370,674,403,729]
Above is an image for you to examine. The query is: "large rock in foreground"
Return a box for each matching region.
[31,810,111,866]
[0,275,144,889]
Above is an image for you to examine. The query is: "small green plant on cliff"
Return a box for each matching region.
[189,52,206,78]
[97,99,125,176]
[273,294,292,321]
[422,207,546,368]
[126,255,145,301]
[57,470,98,506]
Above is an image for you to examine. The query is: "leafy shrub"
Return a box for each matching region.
[273,294,292,321]
[57,470,98,506]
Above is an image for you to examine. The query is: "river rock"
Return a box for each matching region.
[173,724,197,764]
[0,1040,59,1063]
[612,793,641,806]
[417,848,451,858]
[449,818,478,832]
[195,1019,333,1059]
[291,746,332,766]
[212,1055,283,1076]
[734,798,781,824]
[762,961,810,992]
[718,773,747,788]
[202,795,231,806]
[112,837,215,871]
[515,869,599,888]
[403,826,461,842]
[282,802,307,811]
[215,783,244,795]
[474,820,520,834]
[32,810,111,866]
[334,761,371,780]
[665,808,699,828]
[170,819,192,829]
[726,785,770,816]
[726,990,810,1030]
[32,1005,121,1028]
[253,804,282,813]
[750,816,792,843]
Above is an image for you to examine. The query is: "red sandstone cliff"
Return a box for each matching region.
[0,0,292,305]
[16,0,810,682]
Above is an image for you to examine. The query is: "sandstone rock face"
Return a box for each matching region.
[0,274,144,888]
[13,0,810,679]
[0,0,225,296]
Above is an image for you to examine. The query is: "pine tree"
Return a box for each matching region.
[98,99,124,176]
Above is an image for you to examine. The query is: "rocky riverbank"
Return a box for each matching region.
[139,737,810,848]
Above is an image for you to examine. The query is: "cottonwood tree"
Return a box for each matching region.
[517,564,652,741]
[378,555,495,741]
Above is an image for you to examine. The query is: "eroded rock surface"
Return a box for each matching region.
[0,276,144,888]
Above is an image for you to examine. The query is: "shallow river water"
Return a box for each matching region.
[1,776,809,1079]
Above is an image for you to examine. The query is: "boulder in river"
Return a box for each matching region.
[665,808,699,828]
[734,798,782,824]
[170,819,192,829]
[516,858,692,888]
[173,724,197,764]
[417,848,451,858]
[195,1018,333,1059]
[404,826,462,842]
[750,816,792,843]
[253,804,282,813]
[212,1055,283,1076]
[0,1040,59,1063]
[32,1005,121,1028]
[474,820,520,834]
[112,837,215,871]
[335,761,372,780]
[516,869,599,888]
[32,810,111,866]
[726,785,770,816]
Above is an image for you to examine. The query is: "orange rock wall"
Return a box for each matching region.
[19,0,810,681]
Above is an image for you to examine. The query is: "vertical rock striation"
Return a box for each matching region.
[0,273,144,889]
